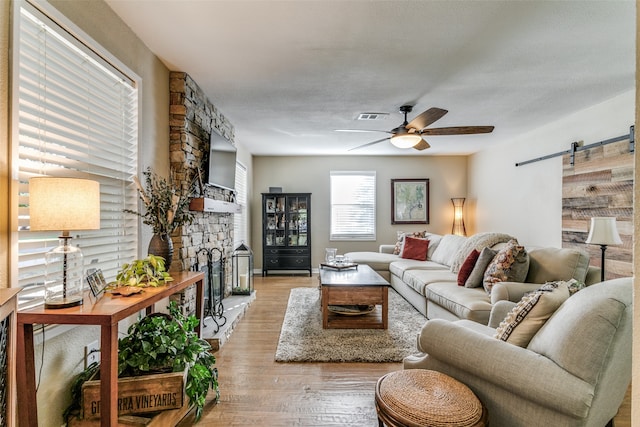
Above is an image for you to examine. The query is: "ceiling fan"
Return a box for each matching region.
[338,105,494,151]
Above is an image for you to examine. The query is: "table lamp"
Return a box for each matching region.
[29,177,100,308]
[585,217,622,282]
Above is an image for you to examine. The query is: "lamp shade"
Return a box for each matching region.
[451,198,466,236]
[29,177,101,232]
[585,217,622,246]
[390,133,422,148]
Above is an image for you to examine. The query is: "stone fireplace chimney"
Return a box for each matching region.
[169,72,236,299]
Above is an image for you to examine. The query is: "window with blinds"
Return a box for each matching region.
[14,2,139,309]
[330,171,376,241]
[233,161,248,248]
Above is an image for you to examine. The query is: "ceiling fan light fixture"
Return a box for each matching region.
[390,133,422,148]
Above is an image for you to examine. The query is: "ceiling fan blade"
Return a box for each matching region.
[412,139,431,151]
[335,129,392,134]
[421,126,495,136]
[406,108,448,131]
[348,137,390,151]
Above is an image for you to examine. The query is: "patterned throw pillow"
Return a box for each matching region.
[457,249,480,286]
[483,239,529,293]
[401,236,429,261]
[494,282,570,347]
[393,231,427,255]
[565,278,586,295]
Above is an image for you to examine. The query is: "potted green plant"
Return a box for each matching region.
[125,167,196,266]
[111,254,173,289]
[64,301,218,423]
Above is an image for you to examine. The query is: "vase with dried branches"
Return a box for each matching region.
[125,168,195,267]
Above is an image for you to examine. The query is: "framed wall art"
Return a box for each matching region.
[391,178,429,224]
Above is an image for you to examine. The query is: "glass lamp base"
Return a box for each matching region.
[45,296,83,309]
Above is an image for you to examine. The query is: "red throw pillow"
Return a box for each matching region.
[457,249,481,286]
[401,236,429,261]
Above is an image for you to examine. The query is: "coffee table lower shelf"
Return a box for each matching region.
[321,285,388,329]
[325,306,385,329]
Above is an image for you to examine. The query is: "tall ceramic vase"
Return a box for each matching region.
[148,233,174,268]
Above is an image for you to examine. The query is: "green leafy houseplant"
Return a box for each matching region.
[125,167,195,235]
[64,302,219,423]
[112,254,173,288]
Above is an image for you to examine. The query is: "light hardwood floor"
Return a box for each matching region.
[181,275,631,426]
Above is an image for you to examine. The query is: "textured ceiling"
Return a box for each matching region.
[105,0,635,156]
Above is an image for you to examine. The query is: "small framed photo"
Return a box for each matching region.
[86,269,107,298]
[391,178,429,224]
[266,198,276,213]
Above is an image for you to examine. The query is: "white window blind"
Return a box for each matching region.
[14,2,138,309]
[233,161,248,248]
[330,171,376,241]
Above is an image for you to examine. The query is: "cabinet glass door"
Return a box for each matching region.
[287,196,308,247]
[265,196,286,247]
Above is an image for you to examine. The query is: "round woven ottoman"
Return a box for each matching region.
[375,369,488,427]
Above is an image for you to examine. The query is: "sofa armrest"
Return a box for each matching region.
[490,282,542,304]
[379,244,396,254]
[416,319,593,418]
[488,300,516,328]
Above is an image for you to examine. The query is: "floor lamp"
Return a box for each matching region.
[585,217,622,282]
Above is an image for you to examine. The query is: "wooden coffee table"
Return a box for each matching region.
[319,264,390,329]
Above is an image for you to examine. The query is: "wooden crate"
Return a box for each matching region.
[81,370,186,420]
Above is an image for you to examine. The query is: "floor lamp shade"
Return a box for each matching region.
[585,217,622,282]
[451,198,466,236]
[29,178,101,308]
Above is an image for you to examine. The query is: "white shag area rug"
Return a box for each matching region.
[275,287,426,363]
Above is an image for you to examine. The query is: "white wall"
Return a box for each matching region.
[252,155,467,269]
[468,90,634,247]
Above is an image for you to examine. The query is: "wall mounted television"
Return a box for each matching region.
[206,130,237,192]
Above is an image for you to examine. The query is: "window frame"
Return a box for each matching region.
[329,170,376,241]
[10,0,141,309]
[233,160,248,248]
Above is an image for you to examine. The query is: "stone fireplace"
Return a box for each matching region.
[168,71,236,299]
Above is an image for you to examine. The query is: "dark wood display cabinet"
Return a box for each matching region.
[262,193,311,277]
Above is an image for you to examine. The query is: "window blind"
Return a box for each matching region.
[330,171,376,241]
[233,161,248,248]
[15,3,138,309]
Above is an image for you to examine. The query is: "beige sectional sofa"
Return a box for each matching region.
[346,232,600,325]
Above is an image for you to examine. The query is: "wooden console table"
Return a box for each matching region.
[16,271,204,427]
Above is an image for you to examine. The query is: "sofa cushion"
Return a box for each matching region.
[401,236,429,260]
[402,269,458,296]
[425,282,492,322]
[465,247,496,288]
[483,240,529,293]
[494,281,570,347]
[424,234,443,259]
[344,251,398,272]
[430,234,467,267]
[389,259,448,279]
[525,247,590,284]
[457,249,480,286]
